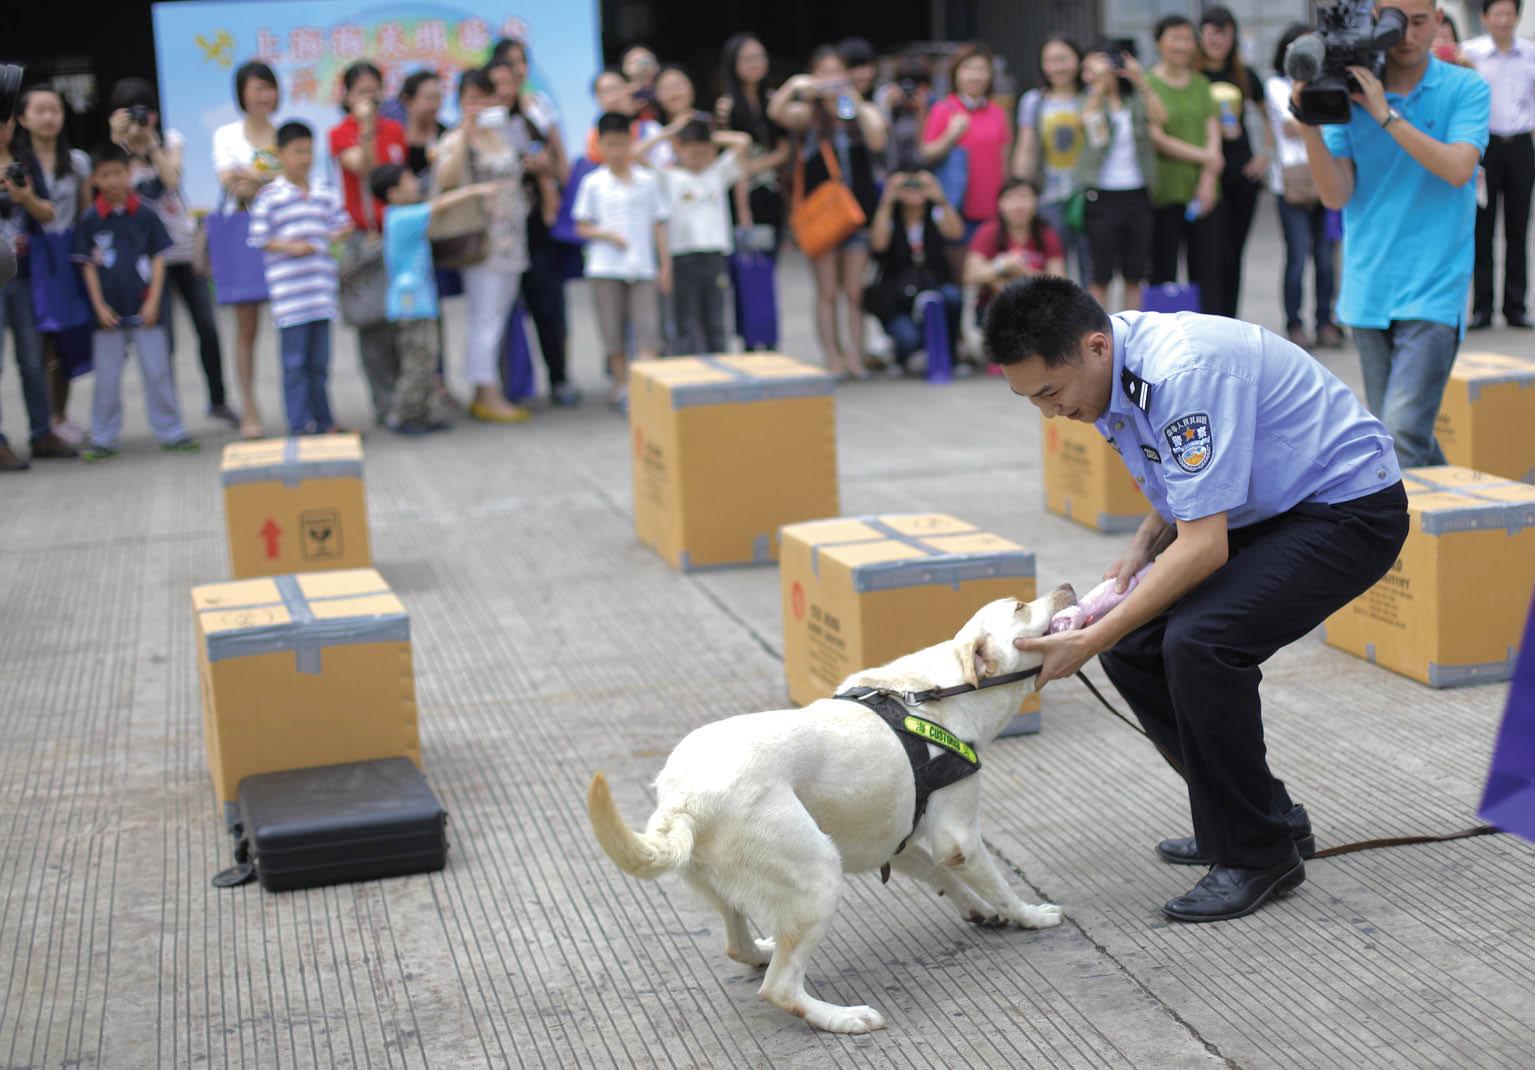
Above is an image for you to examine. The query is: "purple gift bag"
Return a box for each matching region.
[501,297,536,403]
[29,229,93,377]
[916,290,952,383]
[729,250,779,350]
[205,210,269,305]
[1141,282,1201,314]
[1479,593,1535,842]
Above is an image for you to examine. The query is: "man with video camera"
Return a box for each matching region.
[1296,0,1490,467]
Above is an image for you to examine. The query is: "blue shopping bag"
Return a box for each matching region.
[935,146,969,211]
[1479,593,1535,842]
[729,250,779,350]
[206,209,269,305]
[1142,282,1202,314]
[917,290,952,383]
[29,229,89,333]
[501,297,537,403]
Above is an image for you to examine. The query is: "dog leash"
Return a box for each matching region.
[1067,669,1500,858]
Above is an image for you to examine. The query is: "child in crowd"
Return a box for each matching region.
[663,120,750,353]
[247,121,352,435]
[73,143,197,461]
[368,161,473,434]
[573,112,671,409]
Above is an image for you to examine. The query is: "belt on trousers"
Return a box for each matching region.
[1489,131,1534,143]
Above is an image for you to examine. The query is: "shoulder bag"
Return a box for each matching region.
[789,139,866,259]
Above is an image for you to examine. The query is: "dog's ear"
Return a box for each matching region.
[957,633,998,689]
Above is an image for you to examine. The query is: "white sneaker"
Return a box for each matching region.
[52,419,85,445]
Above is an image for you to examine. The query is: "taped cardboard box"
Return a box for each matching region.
[780,514,1041,736]
[1435,352,1535,483]
[1323,467,1535,687]
[1042,418,1149,533]
[222,434,371,578]
[192,568,420,825]
[630,355,838,571]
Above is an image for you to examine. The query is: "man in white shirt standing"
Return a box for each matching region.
[1463,0,1535,328]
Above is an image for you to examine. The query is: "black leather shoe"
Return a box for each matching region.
[1157,804,1316,866]
[1506,314,1533,329]
[1163,851,1306,923]
[1468,314,1493,330]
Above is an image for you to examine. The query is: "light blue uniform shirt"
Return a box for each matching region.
[382,202,438,321]
[1321,58,1489,333]
[1095,312,1401,529]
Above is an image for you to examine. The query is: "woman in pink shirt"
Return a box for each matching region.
[921,42,1011,254]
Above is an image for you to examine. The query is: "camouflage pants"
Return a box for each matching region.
[388,319,449,427]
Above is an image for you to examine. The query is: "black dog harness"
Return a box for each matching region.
[834,666,1042,858]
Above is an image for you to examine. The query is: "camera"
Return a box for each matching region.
[1285,0,1407,125]
[4,161,27,188]
[129,104,150,126]
[0,63,23,125]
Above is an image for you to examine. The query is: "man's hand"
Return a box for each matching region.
[94,302,120,330]
[139,300,160,327]
[1013,629,1102,691]
[1347,66,1390,125]
[1105,545,1155,594]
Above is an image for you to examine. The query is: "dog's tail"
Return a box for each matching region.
[587,772,695,879]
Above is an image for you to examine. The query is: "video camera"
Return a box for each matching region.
[1284,0,1407,125]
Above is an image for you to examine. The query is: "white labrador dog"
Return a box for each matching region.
[587,588,1074,1034]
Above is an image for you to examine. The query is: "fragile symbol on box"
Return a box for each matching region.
[301,509,343,561]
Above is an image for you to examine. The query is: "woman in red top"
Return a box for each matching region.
[963,178,1065,316]
[921,43,1011,251]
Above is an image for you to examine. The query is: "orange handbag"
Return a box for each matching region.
[790,140,866,258]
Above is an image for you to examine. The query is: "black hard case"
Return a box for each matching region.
[236,758,448,892]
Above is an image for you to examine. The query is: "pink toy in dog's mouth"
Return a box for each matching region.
[1048,565,1152,633]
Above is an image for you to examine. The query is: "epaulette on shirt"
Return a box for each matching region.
[1121,367,1152,413]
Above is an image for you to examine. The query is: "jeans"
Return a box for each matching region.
[90,324,186,447]
[278,320,334,434]
[0,276,51,445]
[161,262,227,410]
[1350,319,1458,468]
[1275,196,1336,331]
[520,238,569,388]
[882,283,962,365]
[672,251,729,354]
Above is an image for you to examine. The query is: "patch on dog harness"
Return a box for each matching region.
[835,687,981,858]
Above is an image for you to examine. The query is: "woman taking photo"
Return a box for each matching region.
[433,68,530,424]
[1013,37,1088,284]
[717,35,790,249]
[921,42,1010,255]
[1072,42,1163,312]
[16,85,89,455]
[400,72,446,185]
[867,168,964,373]
[0,113,58,470]
[1197,6,1272,318]
[963,178,1065,321]
[212,60,281,438]
[769,45,887,379]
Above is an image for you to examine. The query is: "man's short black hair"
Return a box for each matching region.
[596,111,631,137]
[90,142,130,170]
[677,118,712,144]
[983,276,1111,368]
[369,163,408,203]
[1154,14,1195,41]
[276,120,313,149]
[1483,0,1521,13]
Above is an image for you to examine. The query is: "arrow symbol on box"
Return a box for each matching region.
[260,518,282,559]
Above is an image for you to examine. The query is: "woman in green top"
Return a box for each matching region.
[1146,14,1224,315]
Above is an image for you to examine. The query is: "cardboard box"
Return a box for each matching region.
[221,434,372,578]
[630,354,838,571]
[780,514,1041,736]
[192,568,419,822]
[1322,467,1535,687]
[1042,418,1149,533]
[1435,352,1535,483]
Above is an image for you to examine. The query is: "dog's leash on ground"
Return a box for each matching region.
[1069,669,1500,859]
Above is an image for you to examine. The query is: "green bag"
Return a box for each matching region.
[1064,189,1087,233]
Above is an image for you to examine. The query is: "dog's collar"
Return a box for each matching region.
[894,666,1042,707]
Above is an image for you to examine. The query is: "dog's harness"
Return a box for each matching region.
[834,667,1042,860]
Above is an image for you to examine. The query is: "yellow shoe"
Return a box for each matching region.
[467,400,531,424]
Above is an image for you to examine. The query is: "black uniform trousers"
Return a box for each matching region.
[1099,483,1409,869]
[1474,131,1535,323]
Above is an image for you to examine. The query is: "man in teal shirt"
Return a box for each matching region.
[1298,0,1489,467]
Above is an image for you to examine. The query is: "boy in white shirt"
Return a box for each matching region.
[663,120,750,353]
[574,112,671,408]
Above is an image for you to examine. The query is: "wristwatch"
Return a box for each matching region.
[1381,107,1402,130]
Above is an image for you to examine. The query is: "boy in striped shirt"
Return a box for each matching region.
[247,121,353,434]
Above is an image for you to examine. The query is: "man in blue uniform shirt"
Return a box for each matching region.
[988,277,1409,922]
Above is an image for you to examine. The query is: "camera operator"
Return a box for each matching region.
[1296,0,1490,467]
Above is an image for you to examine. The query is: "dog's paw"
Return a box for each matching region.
[965,910,1008,929]
[810,1003,887,1034]
[1009,902,1064,929]
[727,938,774,967]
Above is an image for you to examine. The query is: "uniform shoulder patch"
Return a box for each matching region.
[1120,367,1152,412]
[1162,413,1213,473]
[1140,444,1161,463]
